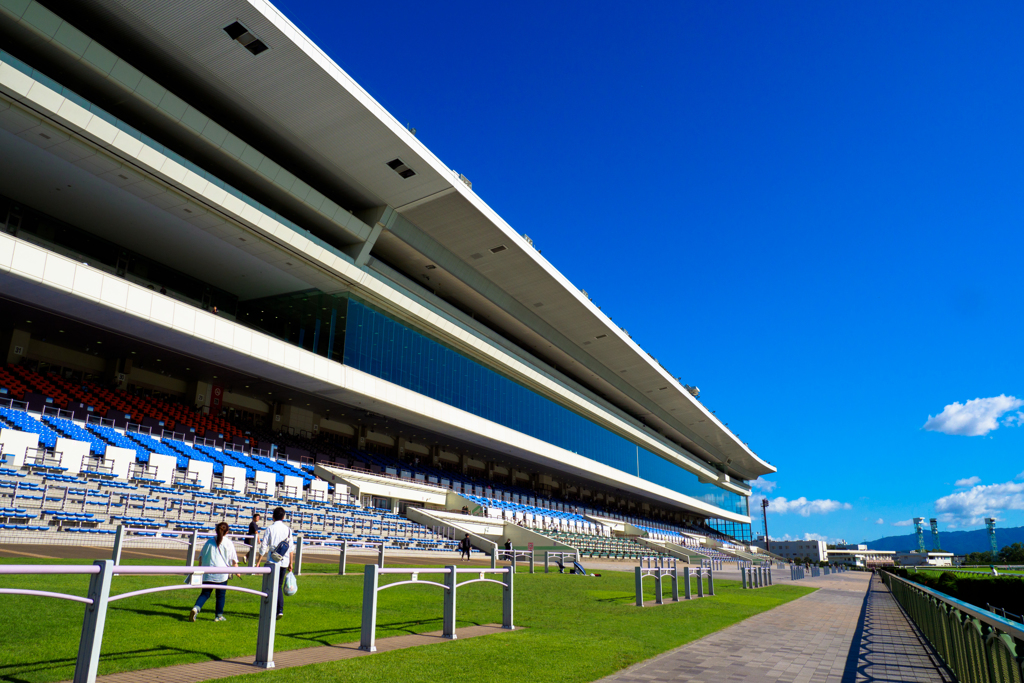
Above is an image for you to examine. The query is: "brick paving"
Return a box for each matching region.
[596,572,953,682]
[61,624,511,683]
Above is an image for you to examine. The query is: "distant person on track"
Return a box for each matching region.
[246,512,261,564]
[255,506,293,620]
[189,522,239,622]
[460,534,472,561]
[504,539,513,550]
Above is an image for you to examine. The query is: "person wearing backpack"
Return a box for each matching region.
[189,521,240,622]
[255,506,292,620]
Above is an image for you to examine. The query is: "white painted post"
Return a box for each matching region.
[73,560,113,683]
[339,541,348,575]
[443,565,457,639]
[255,564,281,669]
[502,566,515,629]
[359,564,380,652]
[111,525,124,566]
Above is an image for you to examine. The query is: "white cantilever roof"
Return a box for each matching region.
[67,0,775,480]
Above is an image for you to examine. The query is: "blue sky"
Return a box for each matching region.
[275,1,1024,545]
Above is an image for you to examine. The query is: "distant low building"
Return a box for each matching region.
[752,538,827,563]
[897,551,954,567]
[827,548,896,568]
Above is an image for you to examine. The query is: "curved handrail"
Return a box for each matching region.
[455,578,506,588]
[0,565,101,575]
[109,584,267,602]
[111,566,270,575]
[0,588,94,604]
[378,580,449,591]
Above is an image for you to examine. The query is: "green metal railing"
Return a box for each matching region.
[882,571,1024,682]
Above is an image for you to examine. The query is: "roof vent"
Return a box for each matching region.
[425,264,436,270]
[595,334,607,339]
[224,22,268,55]
[489,245,507,254]
[386,158,416,179]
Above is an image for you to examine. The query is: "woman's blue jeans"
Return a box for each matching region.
[193,579,228,616]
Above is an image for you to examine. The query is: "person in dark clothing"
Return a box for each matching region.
[245,513,261,565]
[461,505,469,515]
[504,539,512,550]
[460,534,472,561]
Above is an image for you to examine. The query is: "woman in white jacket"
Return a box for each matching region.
[189,521,239,622]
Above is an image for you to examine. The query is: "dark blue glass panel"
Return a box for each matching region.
[343,299,746,516]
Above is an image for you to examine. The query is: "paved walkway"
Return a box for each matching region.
[61,624,511,683]
[597,572,953,682]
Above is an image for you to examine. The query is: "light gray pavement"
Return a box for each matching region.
[595,572,954,683]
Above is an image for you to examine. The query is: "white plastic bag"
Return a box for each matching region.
[283,570,298,596]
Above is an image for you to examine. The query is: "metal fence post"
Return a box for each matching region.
[655,569,664,605]
[111,525,124,566]
[697,568,704,598]
[360,564,380,652]
[490,549,497,569]
[377,543,385,569]
[529,552,535,574]
[186,530,198,567]
[294,536,303,577]
[545,551,551,573]
[339,541,348,575]
[255,564,281,669]
[443,565,457,639]
[74,560,113,683]
[671,566,679,601]
[635,566,644,607]
[767,566,772,586]
[249,534,258,568]
[741,566,748,589]
[502,566,515,630]
[708,568,715,596]
[684,566,692,599]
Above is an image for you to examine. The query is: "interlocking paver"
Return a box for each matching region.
[596,573,953,682]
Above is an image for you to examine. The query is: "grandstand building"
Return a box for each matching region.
[0,0,773,553]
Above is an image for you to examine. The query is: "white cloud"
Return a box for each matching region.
[765,496,852,517]
[955,476,981,488]
[923,395,1023,436]
[751,477,777,493]
[802,532,829,542]
[876,518,884,524]
[892,519,914,527]
[935,479,1024,527]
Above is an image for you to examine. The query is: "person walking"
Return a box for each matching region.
[189,521,239,622]
[460,534,472,561]
[255,506,292,620]
[245,512,261,565]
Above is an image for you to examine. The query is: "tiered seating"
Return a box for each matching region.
[86,424,150,461]
[41,415,106,454]
[0,406,58,447]
[7,364,71,406]
[0,366,28,398]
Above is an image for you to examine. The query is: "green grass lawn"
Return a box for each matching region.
[0,558,813,683]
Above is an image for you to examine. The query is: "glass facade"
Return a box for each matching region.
[343,297,748,518]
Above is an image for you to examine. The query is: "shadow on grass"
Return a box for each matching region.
[0,646,216,683]
[283,617,486,647]
[110,603,260,622]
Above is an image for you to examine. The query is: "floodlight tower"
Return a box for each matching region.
[929,518,941,551]
[913,517,925,553]
[986,518,998,556]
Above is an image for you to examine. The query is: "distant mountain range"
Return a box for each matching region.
[863,526,1024,555]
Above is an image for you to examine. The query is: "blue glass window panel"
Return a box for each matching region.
[343,299,746,516]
